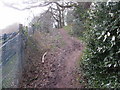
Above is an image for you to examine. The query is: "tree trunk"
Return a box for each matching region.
[61,9,65,27]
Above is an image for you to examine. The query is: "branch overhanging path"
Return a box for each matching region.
[2,1,77,11]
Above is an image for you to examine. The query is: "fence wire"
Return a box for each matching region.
[0,24,26,88]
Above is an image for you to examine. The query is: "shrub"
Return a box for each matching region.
[82,2,120,88]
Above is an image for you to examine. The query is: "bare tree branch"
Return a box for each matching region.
[2,1,52,11]
[2,1,77,11]
[2,0,80,29]
[53,2,77,8]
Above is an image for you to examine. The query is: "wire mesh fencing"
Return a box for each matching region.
[0,24,27,88]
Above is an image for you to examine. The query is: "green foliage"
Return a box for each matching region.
[23,26,28,36]
[71,4,88,37]
[72,20,85,37]
[33,22,41,30]
[66,10,75,25]
[63,25,73,35]
[82,2,120,88]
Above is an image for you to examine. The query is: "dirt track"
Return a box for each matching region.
[20,28,85,88]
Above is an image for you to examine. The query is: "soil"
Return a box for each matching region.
[19,28,86,88]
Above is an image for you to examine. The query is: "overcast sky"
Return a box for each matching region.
[0,0,47,30]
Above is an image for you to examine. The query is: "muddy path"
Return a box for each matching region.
[20,28,86,88]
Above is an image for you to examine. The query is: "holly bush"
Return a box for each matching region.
[82,2,120,88]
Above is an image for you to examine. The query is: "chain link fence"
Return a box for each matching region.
[0,24,27,88]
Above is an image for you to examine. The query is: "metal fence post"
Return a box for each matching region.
[18,24,23,86]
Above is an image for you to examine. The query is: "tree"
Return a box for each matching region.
[38,11,53,32]
[65,2,91,37]
[2,0,78,28]
[66,9,75,25]
[30,10,54,33]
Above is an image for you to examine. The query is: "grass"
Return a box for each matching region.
[63,25,73,35]
[63,25,72,31]
[27,36,38,51]
[64,25,86,44]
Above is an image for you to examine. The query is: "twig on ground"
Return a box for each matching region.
[42,52,47,63]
